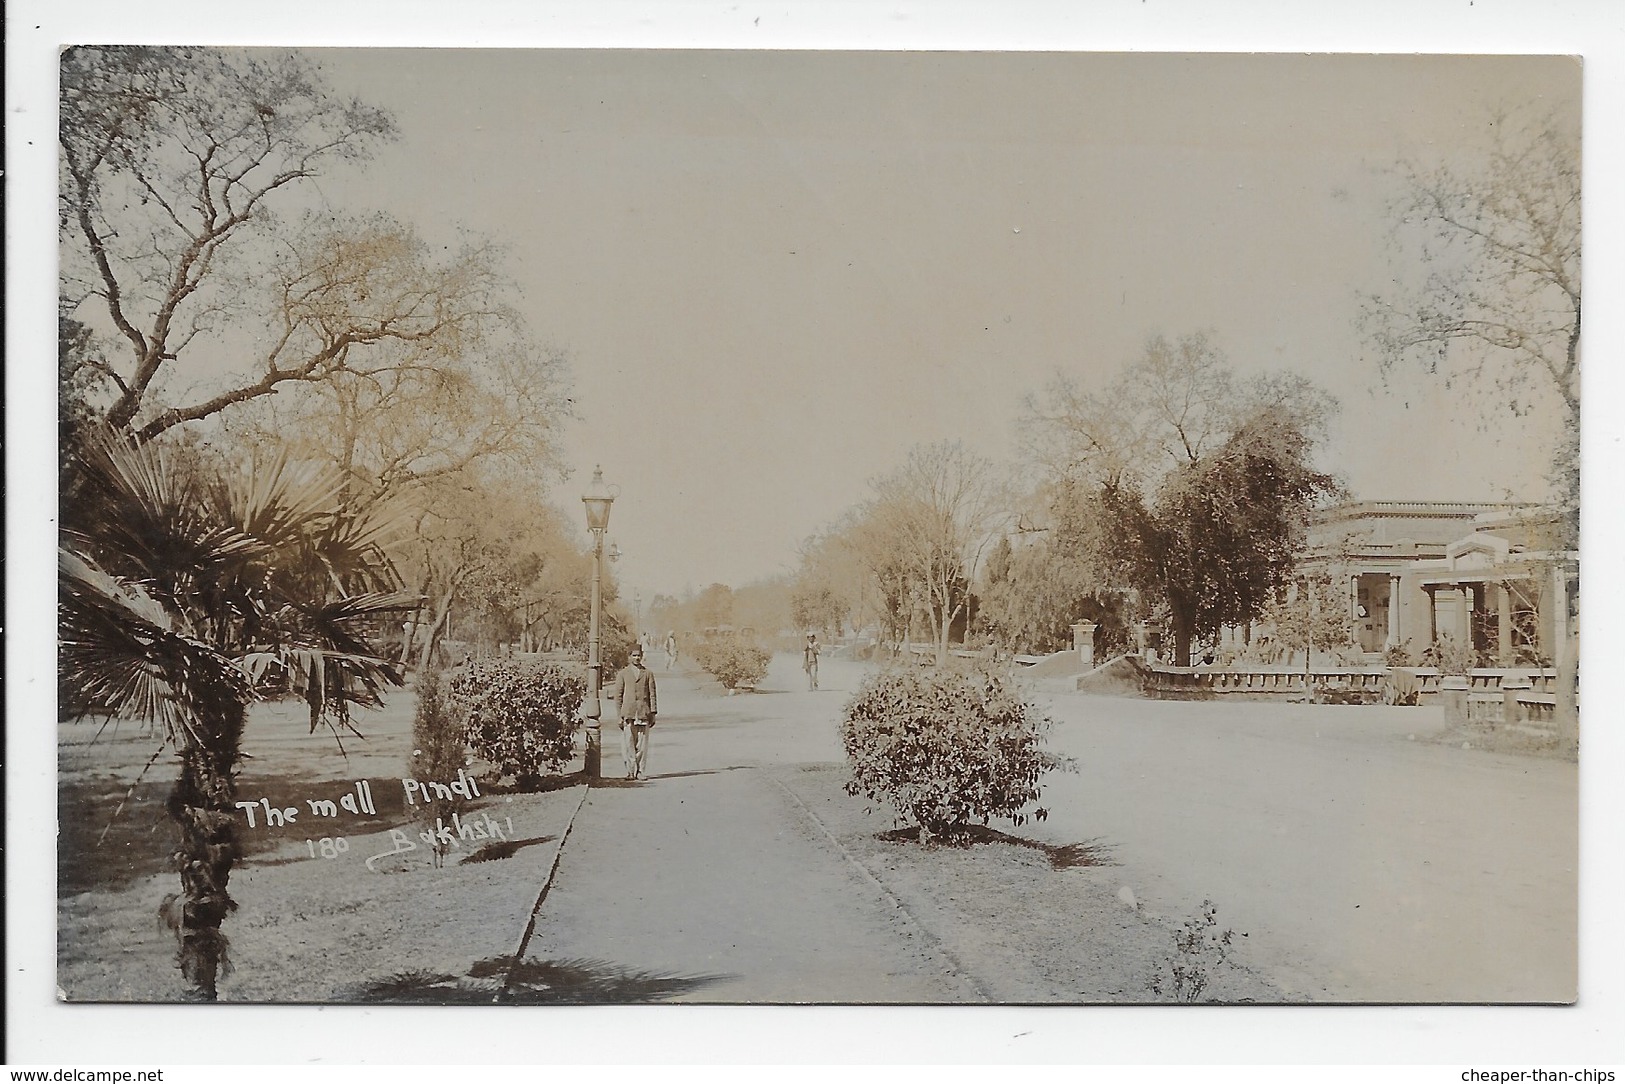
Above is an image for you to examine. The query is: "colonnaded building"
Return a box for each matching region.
[1299,500,1579,666]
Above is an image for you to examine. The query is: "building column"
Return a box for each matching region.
[1550,565,1568,651]
[1387,574,1402,650]
[1432,584,1469,646]
[1497,581,1513,665]
[1349,574,1360,621]
[1552,564,1577,752]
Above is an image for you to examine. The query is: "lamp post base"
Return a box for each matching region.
[584,725,602,781]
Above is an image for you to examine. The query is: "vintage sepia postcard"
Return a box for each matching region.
[46,43,1584,1027]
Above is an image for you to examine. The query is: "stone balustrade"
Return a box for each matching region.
[1129,657,1565,710]
[896,648,1568,735]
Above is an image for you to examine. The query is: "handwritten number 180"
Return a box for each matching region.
[305,837,350,859]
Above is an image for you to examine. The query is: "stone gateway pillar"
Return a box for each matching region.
[1440,675,1471,730]
[1072,621,1098,668]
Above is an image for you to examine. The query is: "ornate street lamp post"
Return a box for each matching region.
[581,466,617,779]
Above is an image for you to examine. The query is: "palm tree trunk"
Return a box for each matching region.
[165,699,246,1001]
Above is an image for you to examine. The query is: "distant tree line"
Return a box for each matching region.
[785,334,1340,667]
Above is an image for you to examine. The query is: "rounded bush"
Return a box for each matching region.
[450,659,586,788]
[841,663,1069,842]
[598,621,638,676]
[694,638,772,690]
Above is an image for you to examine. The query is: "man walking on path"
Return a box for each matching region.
[612,645,658,779]
[664,630,679,671]
[803,632,821,690]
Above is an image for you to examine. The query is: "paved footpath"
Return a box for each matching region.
[517,662,975,1003]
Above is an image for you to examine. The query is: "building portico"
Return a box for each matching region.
[1301,501,1575,665]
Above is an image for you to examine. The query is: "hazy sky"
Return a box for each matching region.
[279,50,1579,599]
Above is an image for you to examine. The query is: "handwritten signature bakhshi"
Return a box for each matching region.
[232,771,512,869]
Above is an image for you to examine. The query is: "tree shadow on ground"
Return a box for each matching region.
[59,772,183,895]
[348,955,725,1004]
[589,766,750,787]
[588,777,645,789]
[647,766,751,781]
[459,835,555,863]
[236,851,311,869]
[57,766,298,893]
[875,825,1116,870]
[478,772,588,795]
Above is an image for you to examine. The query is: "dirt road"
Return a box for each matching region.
[1023,686,1578,1002]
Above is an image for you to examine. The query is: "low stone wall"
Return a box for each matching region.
[1462,684,1560,735]
[1132,659,1401,701]
[1127,657,1563,707]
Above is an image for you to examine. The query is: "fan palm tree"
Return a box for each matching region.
[59,429,416,999]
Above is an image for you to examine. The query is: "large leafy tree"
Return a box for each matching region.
[1362,107,1580,546]
[862,442,1008,664]
[1022,334,1339,665]
[292,342,565,503]
[978,511,1131,658]
[732,580,794,638]
[790,582,846,638]
[391,477,601,668]
[60,47,553,453]
[790,519,889,642]
[1103,409,1339,665]
[59,431,414,999]
[691,583,737,631]
[60,47,392,435]
[1024,333,1335,491]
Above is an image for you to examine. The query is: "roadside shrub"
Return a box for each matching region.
[1312,682,1376,706]
[840,663,1071,843]
[1420,633,1473,676]
[1147,899,1237,1002]
[410,667,466,865]
[961,630,994,653]
[1235,635,1288,666]
[563,622,636,674]
[837,639,881,662]
[599,621,637,676]
[450,659,586,789]
[1382,666,1421,706]
[694,638,772,690]
[1331,640,1368,666]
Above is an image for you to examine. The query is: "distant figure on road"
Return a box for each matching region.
[664,630,679,671]
[612,644,658,780]
[803,632,821,690]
